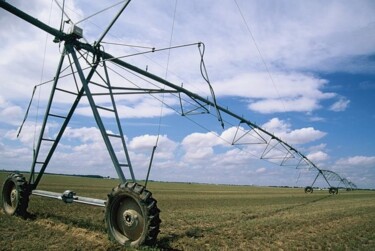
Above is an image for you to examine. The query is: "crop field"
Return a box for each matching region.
[1,171,374,250]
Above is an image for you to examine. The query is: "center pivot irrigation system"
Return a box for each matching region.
[1,1,356,247]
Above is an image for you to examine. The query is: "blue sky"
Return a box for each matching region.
[0,0,374,189]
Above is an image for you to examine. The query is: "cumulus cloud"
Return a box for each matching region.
[331,156,375,189]
[329,97,350,112]
[235,0,375,73]
[306,151,329,162]
[64,127,103,143]
[308,116,325,122]
[248,97,320,114]
[256,167,267,174]
[283,127,327,145]
[308,143,327,152]
[75,96,177,119]
[262,118,289,133]
[214,72,335,114]
[4,123,39,146]
[129,134,177,159]
[336,156,375,167]
[0,96,23,126]
[262,118,326,144]
[181,132,220,162]
[182,132,221,148]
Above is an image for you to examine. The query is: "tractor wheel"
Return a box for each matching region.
[329,187,338,195]
[304,186,313,193]
[1,173,30,217]
[105,182,161,247]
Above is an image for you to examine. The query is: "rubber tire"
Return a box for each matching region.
[1,173,30,217]
[329,187,338,195]
[105,182,161,247]
[304,186,313,193]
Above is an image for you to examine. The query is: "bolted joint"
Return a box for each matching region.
[61,190,76,203]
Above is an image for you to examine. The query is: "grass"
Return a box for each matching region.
[1,171,374,250]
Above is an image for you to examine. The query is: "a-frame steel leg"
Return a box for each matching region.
[29,48,100,189]
[69,46,129,183]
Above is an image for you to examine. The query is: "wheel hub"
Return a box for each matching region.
[123,209,139,228]
[10,188,17,207]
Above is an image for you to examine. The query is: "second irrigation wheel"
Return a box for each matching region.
[304,186,313,193]
[105,182,161,247]
[1,172,30,218]
[329,187,338,194]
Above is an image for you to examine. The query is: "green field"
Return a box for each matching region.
[1,172,374,250]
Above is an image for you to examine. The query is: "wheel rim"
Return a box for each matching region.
[305,187,312,193]
[10,187,18,208]
[113,196,145,243]
[3,181,17,215]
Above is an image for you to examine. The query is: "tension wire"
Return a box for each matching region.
[233,0,286,113]
[76,0,126,25]
[145,0,178,188]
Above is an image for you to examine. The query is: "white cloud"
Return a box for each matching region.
[5,123,39,146]
[0,143,31,165]
[129,134,160,150]
[75,96,177,119]
[181,132,220,162]
[215,72,330,99]
[64,127,103,143]
[181,131,221,149]
[308,116,325,122]
[336,156,375,167]
[308,143,327,152]
[129,134,177,159]
[0,96,5,106]
[306,151,329,162]
[234,0,375,73]
[282,127,327,145]
[248,97,320,114]
[331,156,375,189]
[329,97,350,112]
[262,118,326,145]
[256,167,267,174]
[214,72,335,113]
[262,118,289,133]
[0,96,23,126]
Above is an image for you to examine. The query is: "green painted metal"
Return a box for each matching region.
[69,46,130,183]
